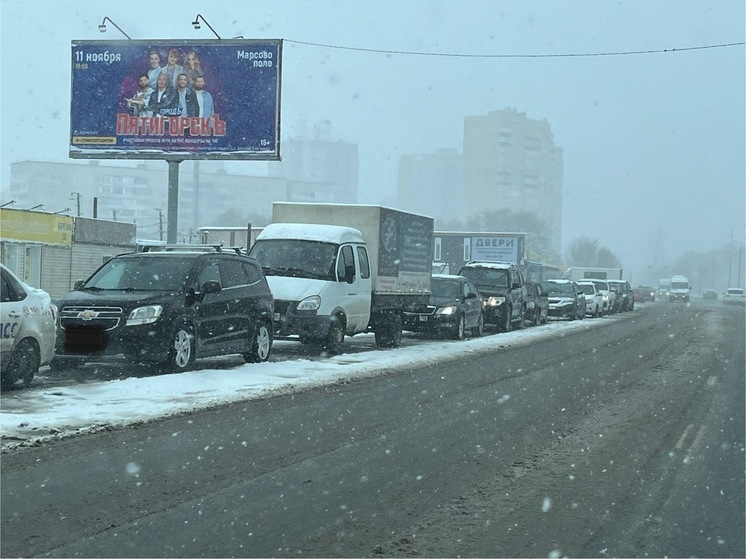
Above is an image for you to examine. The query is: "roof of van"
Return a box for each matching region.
[257,223,365,244]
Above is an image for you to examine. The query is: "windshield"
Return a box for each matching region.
[576,284,595,295]
[249,239,338,281]
[541,281,574,295]
[84,256,194,291]
[671,282,689,289]
[430,278,460,299]
[459,268,508,290]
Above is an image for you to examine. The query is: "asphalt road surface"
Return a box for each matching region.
[2,301,744,558]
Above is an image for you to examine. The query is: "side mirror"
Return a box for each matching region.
[74,280,85,290]
[466,292,477,299]
[512,282,521,289]
[201,280,222,295]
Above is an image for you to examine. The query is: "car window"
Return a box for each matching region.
[357,247,370,279]
[337,245,356,281]
[242,261,262,284]
[219,259,249,288]
[86,257,193,291]
[0,270,24,303]
[198,260,221,287]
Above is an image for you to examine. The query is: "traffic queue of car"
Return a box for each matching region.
[401,262,637,340]
[3,247,741,391]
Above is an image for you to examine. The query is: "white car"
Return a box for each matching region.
[576,281,604,317]
[722,287,745,305]
[585,279,614,315]
[0,264,57,388]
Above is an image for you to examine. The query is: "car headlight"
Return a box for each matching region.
[297,295,321,311]
[126,305,163,326]
[436,305,458,316]
[484,296,506,307]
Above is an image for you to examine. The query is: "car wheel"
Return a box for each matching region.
[451,314,466,340]
[472,313,485,336]
[323,320,345,354]
[245,321,272,363]
[499,307,512,333]
[1,339,40,389]
[533,308,540,326]
[166,325,195,372]
[375,313,402,348]
[515,305,525,329]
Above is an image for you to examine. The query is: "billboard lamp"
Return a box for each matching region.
[192,14,222,39]
[0,200,16,208]
[98,17,132,40]
[28,204,45,211]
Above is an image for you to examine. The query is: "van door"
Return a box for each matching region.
[332,244,371,333]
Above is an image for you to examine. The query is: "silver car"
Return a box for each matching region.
[0,263,57,388]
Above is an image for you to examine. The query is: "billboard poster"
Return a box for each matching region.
[69,39,282,160]
[471,236,519,263]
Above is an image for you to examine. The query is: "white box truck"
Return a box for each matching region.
[248,203,434,351]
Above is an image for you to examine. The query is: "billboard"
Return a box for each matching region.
[470,235,519,263]
[69,39,282,160]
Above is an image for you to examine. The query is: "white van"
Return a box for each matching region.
[668,275,690,302]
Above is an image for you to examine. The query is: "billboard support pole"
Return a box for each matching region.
[167,160,182,243]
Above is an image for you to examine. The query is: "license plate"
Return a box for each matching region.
[418,315,428,322]
[65,330,104,349]
[274,312,281,322]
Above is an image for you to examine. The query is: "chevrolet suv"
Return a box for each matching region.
[51,245,274,372]
[457,261,526,332]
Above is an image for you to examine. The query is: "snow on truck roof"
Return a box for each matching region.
[258,223,365,244]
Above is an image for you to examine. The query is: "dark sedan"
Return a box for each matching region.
[524,281,549,326]
[403,274,484,339]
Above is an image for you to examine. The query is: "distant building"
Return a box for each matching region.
[462,108,563,256]
[269,120,359,203]
[395,108,563,258]
[397,149,462,223]
[7,159,354,242]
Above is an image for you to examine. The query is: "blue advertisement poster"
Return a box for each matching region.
[69,39,282,160]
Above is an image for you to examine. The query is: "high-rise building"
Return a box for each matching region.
[462,108,563,255]
[269,120,359,203]
[397,149,462,223]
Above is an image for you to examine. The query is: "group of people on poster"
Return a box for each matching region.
[126,48,214,120]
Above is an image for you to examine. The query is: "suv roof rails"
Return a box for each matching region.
[138,244,245,256]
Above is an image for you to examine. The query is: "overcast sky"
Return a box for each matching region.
[1,1,744,281]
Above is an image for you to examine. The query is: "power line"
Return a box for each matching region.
[284,39,744,58]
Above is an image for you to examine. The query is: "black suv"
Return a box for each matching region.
[51,245,274,372]
[457,261,527,332]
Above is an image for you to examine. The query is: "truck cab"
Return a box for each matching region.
[249,223,372,352]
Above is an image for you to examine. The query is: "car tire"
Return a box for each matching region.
[499,307,512,333]
[472,313,485,337]
[451,314,466,340]
[166,325,195,372]
[245,321,272,363]
[375,313,403,348]
[323,319,345,354]
[1,339,40,389]
[532,308,540,326]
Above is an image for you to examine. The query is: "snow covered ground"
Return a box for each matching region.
[0,315,624,450]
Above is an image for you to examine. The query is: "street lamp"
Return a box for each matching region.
[191,14,222,39]
[98,17,132,40]
[70,192,81,217]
